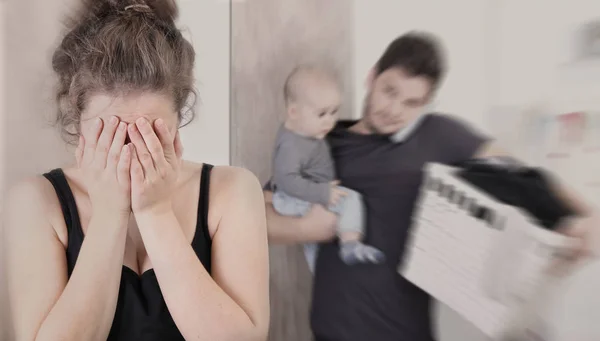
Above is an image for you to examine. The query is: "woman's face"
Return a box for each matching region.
[80,92,179,142]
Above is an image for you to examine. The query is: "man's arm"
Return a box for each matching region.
[475,141,599,258]
[263,190,337,244]
[474,141,595,217]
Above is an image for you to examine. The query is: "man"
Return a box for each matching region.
[264,31,597,341]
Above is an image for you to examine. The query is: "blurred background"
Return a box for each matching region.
[2,0,600,340]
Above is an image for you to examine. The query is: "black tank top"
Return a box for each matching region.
[42,164,214,340]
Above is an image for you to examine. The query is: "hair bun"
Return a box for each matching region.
[145,0,178,22]
[76,0,178,23]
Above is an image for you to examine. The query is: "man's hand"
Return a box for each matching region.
[301,204,338,241]
[556,213,600,261]
[329,187,348,207]
[263,190,337,244]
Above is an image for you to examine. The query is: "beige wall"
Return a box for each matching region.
[0,1,230,339]
[4,0,76,186]
[1,1,74,338]
[1,2,7,339]
[178,0,230,166]
[231,0,353,340]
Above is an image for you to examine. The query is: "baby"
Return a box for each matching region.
[270,65,385,272]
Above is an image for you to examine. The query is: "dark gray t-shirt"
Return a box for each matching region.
[310,114,489,341]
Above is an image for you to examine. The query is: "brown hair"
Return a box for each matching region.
[52,0,196,143]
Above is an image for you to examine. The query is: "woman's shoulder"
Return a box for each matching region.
[184,161,261,207]
[6,174,62,213]
[181,161,263,235]
[210,164,260,188]
[179,161,261,207]
[182,160,260,191]
[4,174,67,242]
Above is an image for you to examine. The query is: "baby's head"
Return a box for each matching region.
[283,65,341,139]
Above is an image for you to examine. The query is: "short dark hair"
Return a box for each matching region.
[374,31,446,90]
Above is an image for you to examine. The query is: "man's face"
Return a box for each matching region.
[363,67,432,135]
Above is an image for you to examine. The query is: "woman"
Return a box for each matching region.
[5,1,269,340]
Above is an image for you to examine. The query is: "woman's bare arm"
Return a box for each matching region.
[134,167,270,340]
[5,177,128,341]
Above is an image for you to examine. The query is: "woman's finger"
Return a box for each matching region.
[94,116,120,169]
[153,119,176,165]
[130,144,144,185]
[128,122,157,180]
[117,144,131,187]
[82,117,103,167]
[136,117,167,165]
[107,121,127,169]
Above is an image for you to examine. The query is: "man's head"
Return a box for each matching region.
[361,31,446,135]
[283,65,341,139]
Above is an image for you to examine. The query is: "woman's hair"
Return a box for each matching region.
[52,0,196,143]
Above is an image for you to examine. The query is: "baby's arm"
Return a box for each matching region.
[272,140,330,207]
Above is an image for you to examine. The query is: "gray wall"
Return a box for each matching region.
[231,0,354,339]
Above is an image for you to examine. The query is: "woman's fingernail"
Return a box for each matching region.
[137,117,147,126]
[110,116,118,125]
[156,119,164,127]
[118,122,126,131]
[95,117,102,127]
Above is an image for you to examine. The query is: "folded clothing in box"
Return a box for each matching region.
[455,157,575,230]
[399,160,579,340]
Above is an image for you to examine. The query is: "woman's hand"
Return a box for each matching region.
[75,116,132,217]
[128,117,183,215]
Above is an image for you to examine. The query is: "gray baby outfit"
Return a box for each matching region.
[271,125,365,271]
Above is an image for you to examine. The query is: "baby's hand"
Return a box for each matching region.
[329,181,347,206]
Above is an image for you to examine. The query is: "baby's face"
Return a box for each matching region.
[293,84,341,139]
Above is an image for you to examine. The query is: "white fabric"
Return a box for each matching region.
[389,113,428,143]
